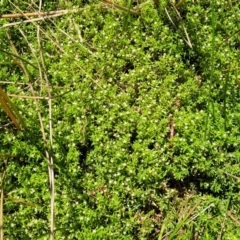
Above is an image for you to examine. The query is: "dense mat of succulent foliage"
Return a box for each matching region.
[1,0,240,239]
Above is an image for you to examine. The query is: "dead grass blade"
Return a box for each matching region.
[0,87,21,130]
[1,87,27,129]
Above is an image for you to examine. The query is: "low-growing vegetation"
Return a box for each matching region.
[0,0,240,239]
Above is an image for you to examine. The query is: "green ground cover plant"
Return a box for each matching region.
[0,0,240,239]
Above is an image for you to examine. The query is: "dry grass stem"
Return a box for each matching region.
[1,14,66,28]
[37,25,55,240]
[0,10,76,19]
